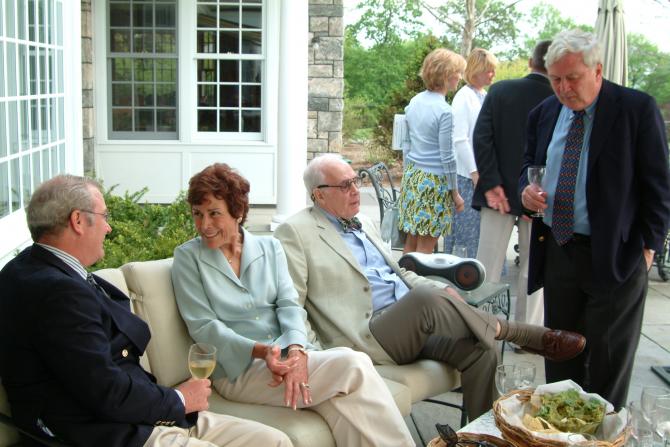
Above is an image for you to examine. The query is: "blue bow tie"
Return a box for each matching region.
[337,217,362,233]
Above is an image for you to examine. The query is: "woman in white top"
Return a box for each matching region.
[444,48,498,258]
[398,48,467,254]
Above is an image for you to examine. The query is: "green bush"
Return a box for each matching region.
[91,187,196,270]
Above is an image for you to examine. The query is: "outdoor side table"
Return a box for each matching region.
[461,281,511,358]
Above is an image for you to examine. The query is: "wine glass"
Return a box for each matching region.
[652,397,670,445]
[641,386,670,421]
[495,364,517,396]
[513,361,536,390]
[527,165,546,218]
[188,343,217,379]
[628,401,654,447]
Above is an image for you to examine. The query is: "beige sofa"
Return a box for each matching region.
[0,258,461,447]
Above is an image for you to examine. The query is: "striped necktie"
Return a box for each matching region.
[552,110,586,245]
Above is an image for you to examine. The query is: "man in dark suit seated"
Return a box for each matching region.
[520,29,670,409]
[0,175,292,447]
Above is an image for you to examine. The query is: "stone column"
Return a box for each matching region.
[271,0,309,230]
[81,0,94,175]
[308,0,344,160]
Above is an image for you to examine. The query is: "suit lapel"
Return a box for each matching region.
[587,80,620,172]
[311,208,367,279]
[198,237,244,287]
[30,245,149,352]
[239,228,264,281]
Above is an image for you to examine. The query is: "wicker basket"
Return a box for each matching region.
[427,432,515,447]
[492,389,628,447]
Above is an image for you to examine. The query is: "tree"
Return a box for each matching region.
[521,2,591,56]
[417,0,522,56]
[348,0,423,47]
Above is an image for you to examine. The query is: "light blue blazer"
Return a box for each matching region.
[172,228,311,381]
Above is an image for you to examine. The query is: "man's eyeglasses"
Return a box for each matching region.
[436,423,495,447]
[316,176,363,193]
[81,210,111,222]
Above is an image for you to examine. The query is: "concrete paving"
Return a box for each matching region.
[246,186,670,445]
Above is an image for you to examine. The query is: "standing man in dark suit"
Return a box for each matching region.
[0,175,291,447]
[473,40,554,327]
[520,29,670,408]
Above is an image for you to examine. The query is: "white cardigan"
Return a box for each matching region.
[452,85,486,177]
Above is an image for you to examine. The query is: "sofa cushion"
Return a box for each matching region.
[376,359,461,402]
[121,259,192,388]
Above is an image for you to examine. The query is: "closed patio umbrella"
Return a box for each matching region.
[595,0,628,86]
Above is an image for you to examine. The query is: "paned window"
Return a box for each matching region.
[108,0,177,139]
[0,0,65,218]
[195,0,263,134]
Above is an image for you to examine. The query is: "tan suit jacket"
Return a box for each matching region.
[274,207,443,365]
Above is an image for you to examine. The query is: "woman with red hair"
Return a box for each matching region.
[171,163,414,447]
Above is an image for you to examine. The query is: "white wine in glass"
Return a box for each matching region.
[188,343,217,379]
[527,165,546,218]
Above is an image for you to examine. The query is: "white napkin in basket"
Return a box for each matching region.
[498,380,628,443]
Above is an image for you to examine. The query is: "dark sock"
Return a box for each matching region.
[495,319,546,351]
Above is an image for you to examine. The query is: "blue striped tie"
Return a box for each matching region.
[552,110,586,245]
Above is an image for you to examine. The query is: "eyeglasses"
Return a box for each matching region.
[436,423,495,447]
[316,176,363,193]
[81,210,111,222]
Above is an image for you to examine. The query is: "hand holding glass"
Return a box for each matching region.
[188,343,217,379]
[527,165,546,218]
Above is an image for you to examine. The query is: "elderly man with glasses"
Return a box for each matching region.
[274,154,587,420]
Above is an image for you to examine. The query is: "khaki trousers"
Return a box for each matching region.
[369,286,499,419]
[144,410,292,446]
[477,208,544,325]
[214,347,414,447]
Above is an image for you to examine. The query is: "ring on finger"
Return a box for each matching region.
[300,382,311,390]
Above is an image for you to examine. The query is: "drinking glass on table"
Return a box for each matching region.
[641,386,670,421]
[527,165,546,218]
[495,364,518,396]
[513,361,536,390]
[652,397,670,445]
[627,400,654,447]
[188,343,217,379]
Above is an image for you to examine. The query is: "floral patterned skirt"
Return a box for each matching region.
[397,162,454,237]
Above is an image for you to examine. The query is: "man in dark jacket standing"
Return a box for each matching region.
[520,30,670,408]
[472,40,554,326]
[0,175,291,447]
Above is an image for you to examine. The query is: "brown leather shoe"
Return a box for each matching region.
[522,330,586,362]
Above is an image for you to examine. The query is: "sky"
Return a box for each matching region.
[343,0,670,53]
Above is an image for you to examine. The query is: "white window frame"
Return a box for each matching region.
[95,0,278,145]
[0,0,81,265]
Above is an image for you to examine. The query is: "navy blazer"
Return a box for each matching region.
[472,73,554,215]
[0,245,194,447]
[519,80,670,293]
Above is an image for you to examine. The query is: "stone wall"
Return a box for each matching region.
[308,0,344,160]
[81,0,94,174]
